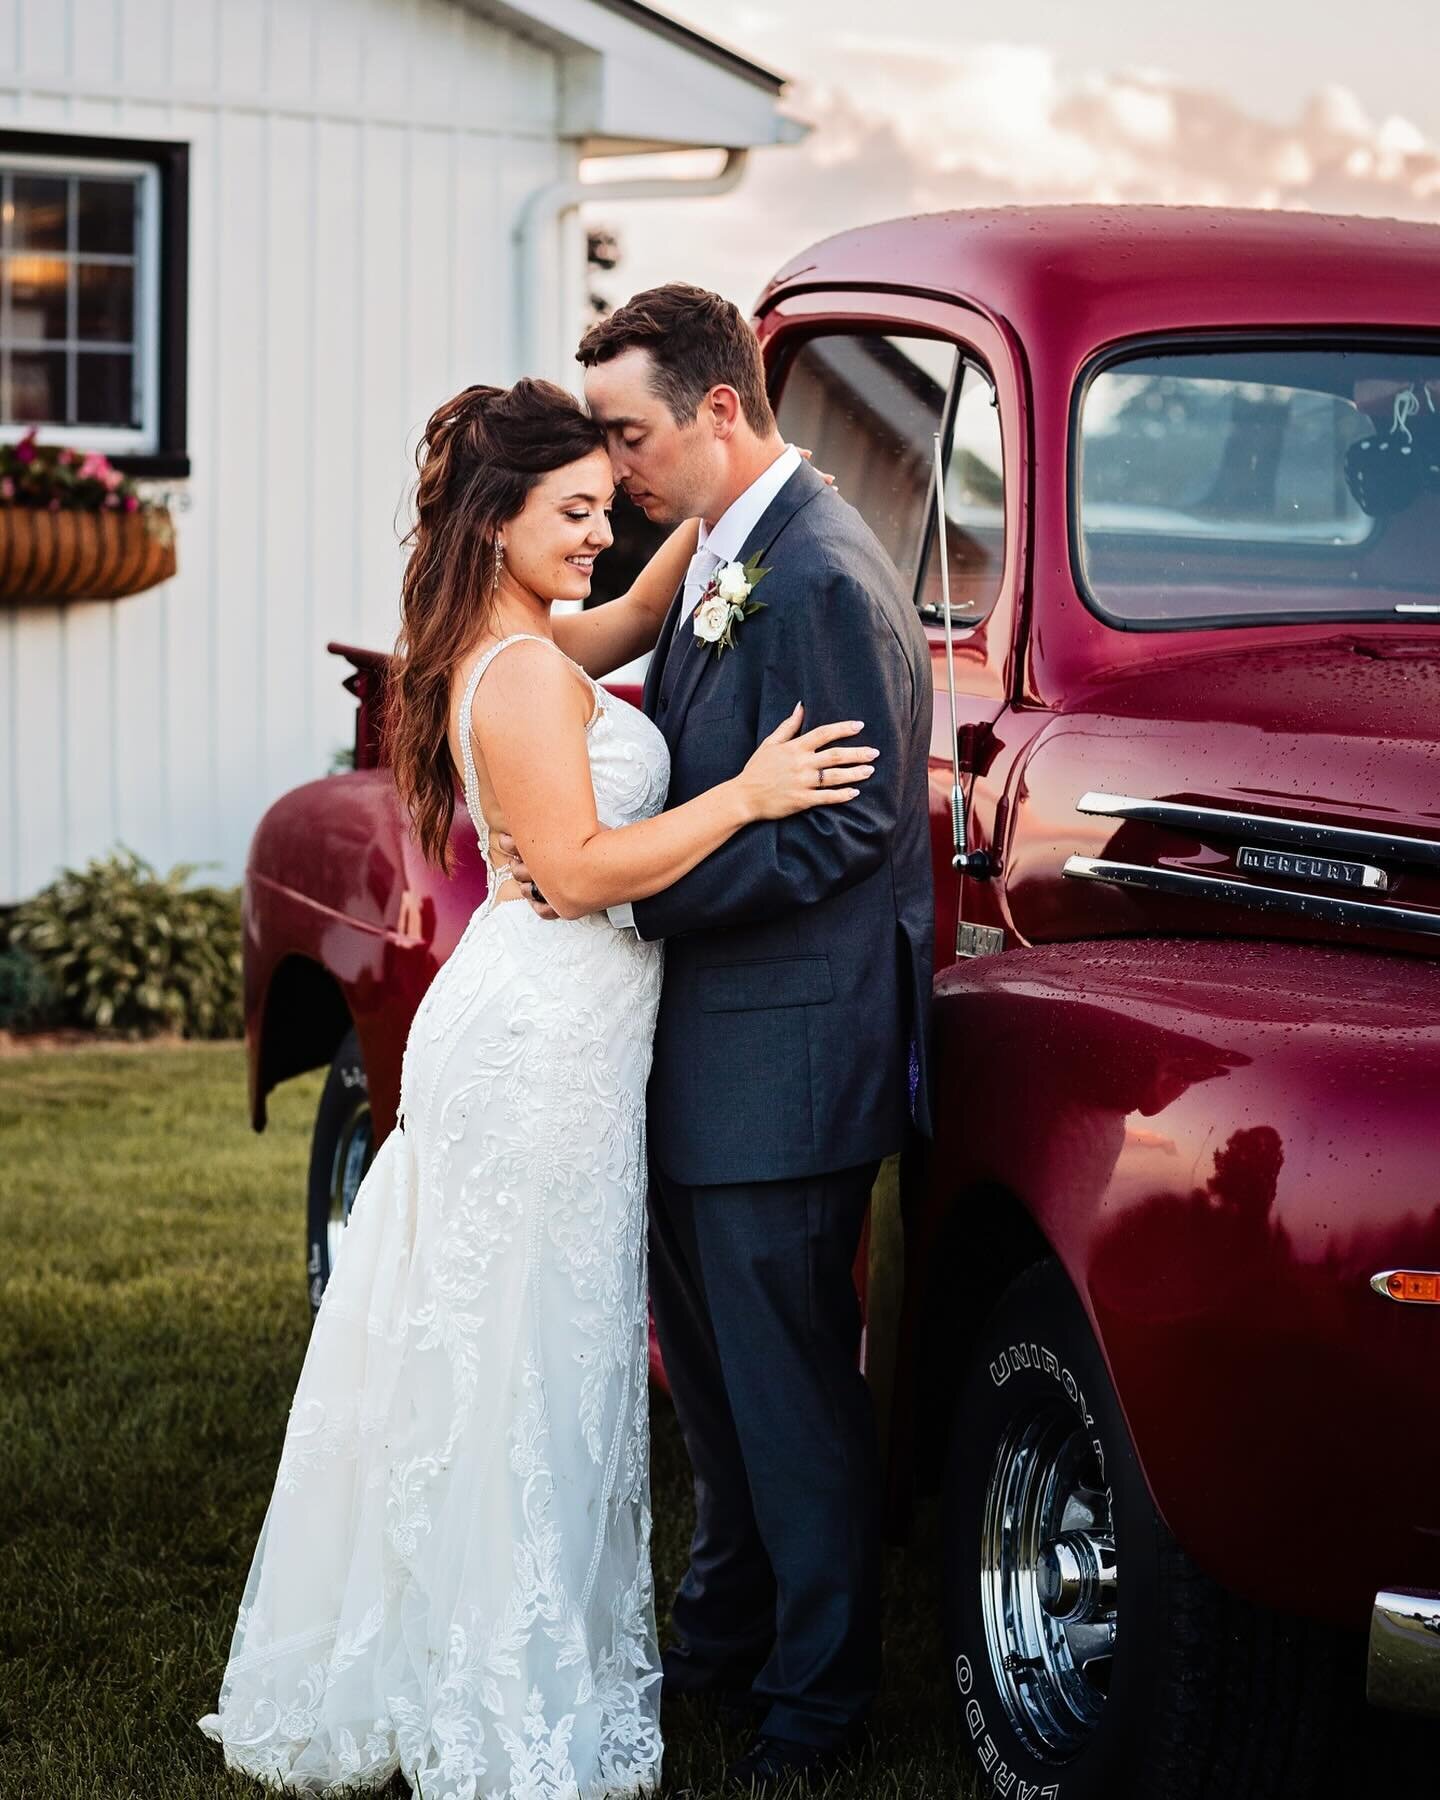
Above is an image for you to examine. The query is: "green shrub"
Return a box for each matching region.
[0,944,62,1030]
[8,849,243,1039]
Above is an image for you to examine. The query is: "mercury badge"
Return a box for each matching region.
[1236,846,1389,893]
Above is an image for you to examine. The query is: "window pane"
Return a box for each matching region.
[9,350,68,422]
[775,333,957,594]
[6,254,69,340]
[12,176,68,251]
[75,178,135,255]
[76,350,136,426]
[77,261,134,342]
[1078,345,1440,626]
[917,365,1006,622]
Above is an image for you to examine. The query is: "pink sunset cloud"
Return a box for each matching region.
[589,43,1440,309]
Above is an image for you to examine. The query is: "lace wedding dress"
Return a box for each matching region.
[201,634,670,1799]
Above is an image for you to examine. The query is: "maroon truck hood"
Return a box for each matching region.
[1006,635,1440,958]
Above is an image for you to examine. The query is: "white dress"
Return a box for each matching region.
[201,634,671,1799]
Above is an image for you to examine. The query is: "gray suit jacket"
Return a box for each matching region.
[633,459,934,1187]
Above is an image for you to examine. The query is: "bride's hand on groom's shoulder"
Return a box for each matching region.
[494,832,560,919]
[795,446,837,490]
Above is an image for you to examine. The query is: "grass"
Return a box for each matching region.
[0,1044,975,1800]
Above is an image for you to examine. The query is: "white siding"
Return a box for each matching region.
[0,0,572,901]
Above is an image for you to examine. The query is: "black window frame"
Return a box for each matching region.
[0,128,189,479]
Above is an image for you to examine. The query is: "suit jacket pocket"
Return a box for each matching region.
[697,956,833,1013]
[687,692,737,722]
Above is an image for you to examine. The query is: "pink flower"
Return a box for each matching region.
[123,493,139,513]
[48,497,60,511]
[59,447,77,465]
[1,477,13,500]
[103,468,123,491]
[78,452,109,481]
[103,493,119,509]
[15,430,37,465]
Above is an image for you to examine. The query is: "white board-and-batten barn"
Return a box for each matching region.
[0,0,802,904]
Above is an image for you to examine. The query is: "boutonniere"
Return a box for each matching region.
[692,554,771,657]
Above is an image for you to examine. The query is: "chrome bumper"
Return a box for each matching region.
[1368,1588,1440,1716]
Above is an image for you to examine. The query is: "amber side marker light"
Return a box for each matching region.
[1371,1270,1440,1304]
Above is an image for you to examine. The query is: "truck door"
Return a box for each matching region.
[760,290,1026,971]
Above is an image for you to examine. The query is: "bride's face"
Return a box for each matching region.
[503,450,615,604]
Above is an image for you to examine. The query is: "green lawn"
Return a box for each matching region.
[0,1045,974,1799]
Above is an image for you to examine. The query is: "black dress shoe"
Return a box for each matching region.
[725,1731,857,1791]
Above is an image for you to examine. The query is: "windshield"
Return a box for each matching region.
[1075,344,1440,628]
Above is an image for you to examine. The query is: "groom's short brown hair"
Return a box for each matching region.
[577,283,776,435]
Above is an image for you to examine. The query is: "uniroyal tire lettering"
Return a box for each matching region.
[978,1735,999,1770]
[966,1699,985,1738]
[956,1654,975,1695]
[988,1339,1096,1433]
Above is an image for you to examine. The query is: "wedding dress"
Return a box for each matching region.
[201,634,671,1799]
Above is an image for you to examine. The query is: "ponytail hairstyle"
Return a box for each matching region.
[384,377,607,870]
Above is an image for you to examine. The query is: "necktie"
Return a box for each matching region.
[661,546,722,700]
[680,546,721,625]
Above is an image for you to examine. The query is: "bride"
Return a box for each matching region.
[200,379,875,1799]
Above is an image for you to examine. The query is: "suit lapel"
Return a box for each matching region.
[664,461,829,748]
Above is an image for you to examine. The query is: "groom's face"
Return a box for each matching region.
[583,348,717,527]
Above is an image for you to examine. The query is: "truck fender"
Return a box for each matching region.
[915,935,1440,1623]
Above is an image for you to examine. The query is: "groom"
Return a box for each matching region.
[517,284,933,1788]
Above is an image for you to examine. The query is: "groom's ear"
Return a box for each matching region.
[703,383,744,441]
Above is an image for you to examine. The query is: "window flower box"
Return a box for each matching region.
[0,430,177,603]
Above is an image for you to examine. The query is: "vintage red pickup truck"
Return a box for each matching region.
[242,207,1440,1799]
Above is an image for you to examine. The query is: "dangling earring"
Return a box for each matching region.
[490,540,504,597]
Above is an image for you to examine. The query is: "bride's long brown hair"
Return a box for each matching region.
[384,378,607,870]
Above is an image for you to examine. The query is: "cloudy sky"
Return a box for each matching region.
[583,0,1440,310]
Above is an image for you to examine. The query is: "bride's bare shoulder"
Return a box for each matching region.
[465,635,590,734]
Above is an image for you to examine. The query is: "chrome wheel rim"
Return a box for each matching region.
[326,1097,373,1273]
[979,1400,1117,1758]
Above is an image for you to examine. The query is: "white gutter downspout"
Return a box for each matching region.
[514,147,751,380]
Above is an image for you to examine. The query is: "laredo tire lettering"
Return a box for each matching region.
[962,1679,1063,1799]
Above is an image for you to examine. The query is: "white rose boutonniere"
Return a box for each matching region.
[693,595,733,644]
[692,552,771,657]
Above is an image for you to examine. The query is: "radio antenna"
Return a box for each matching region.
[933,431,968,870]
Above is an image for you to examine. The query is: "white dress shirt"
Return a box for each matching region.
[608,443,804,931]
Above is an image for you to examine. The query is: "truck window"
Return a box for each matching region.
[1076,342,1440,628]
[774,332,958,595]
[916,362,1005,626]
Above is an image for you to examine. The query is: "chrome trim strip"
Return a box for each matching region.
[1368,1588,1440,1717]
[1062,855,1440,938]
[1077,791,1440,873]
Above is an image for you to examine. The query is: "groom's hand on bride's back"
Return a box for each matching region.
[494,833,560,919]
